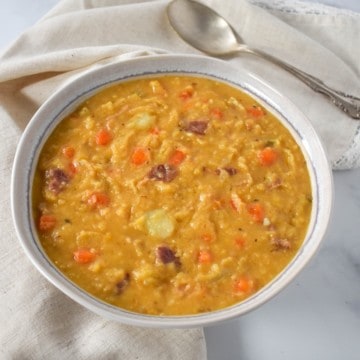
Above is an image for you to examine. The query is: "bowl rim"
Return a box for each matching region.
[11,53,333,328]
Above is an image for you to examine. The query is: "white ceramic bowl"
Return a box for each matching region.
[11,54,333,328]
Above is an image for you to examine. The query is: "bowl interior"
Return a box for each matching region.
[11,54,333,328]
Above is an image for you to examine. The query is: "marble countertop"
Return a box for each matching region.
[1,1,359,359]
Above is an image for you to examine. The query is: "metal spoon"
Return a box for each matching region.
[167,0,360,119]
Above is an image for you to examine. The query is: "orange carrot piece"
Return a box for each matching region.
[247,105,265,118]
[247,203,265,223]
[235,236,246,248]
[179,86,194,100]
[258,147,278,166]
[234,276,254,293]
[73,248,96,264]
[62,146,75,159]
[169,149,186,166]
[38,214,56,231]
[131,147,149,165]
[95,129,112,146]
[198,250,212,264]
[211,107,223,119]
[88,192,110,207]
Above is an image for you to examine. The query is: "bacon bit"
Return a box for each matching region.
[271,238,291,251]
[88,192,110,208]
[156,246,181,266]
[115,273,130,294]
[148,164,178,182]
[223,167,237,176]
[183,120,208,135]
[46,168,70,194]
[215,167,237,176]
[38,214,56,231]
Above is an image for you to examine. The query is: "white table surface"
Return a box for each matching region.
[1,1,360,359]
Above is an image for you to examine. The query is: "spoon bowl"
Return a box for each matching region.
[167,0,240,55]
[167,0,360,119]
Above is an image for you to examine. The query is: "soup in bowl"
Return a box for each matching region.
[11,55,332,327]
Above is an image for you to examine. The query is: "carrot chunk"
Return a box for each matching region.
[258,147,278,166]
[211,107,223,119]
[234,276,254,293]
[131,147,149,165]
[247,105,265,118]
[62,146,75,159]
[235,236,246,248]
[88,192,110,207]
[179,86,194,100]
[198,250,212,264]
[247,203,265,223]
[73,248,96,264]
[95,129,112,145]
[169,149,186,166]
[38,214,56,231]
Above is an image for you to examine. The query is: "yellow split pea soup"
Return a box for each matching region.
[33,75,312,315]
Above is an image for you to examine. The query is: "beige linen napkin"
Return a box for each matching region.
[1,0,360,358]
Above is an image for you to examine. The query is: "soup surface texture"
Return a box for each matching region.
[33,75,312,315]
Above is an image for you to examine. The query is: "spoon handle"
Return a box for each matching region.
[244,47,360,119]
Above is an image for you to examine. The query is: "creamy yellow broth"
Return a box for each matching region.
[33,76,312,315]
